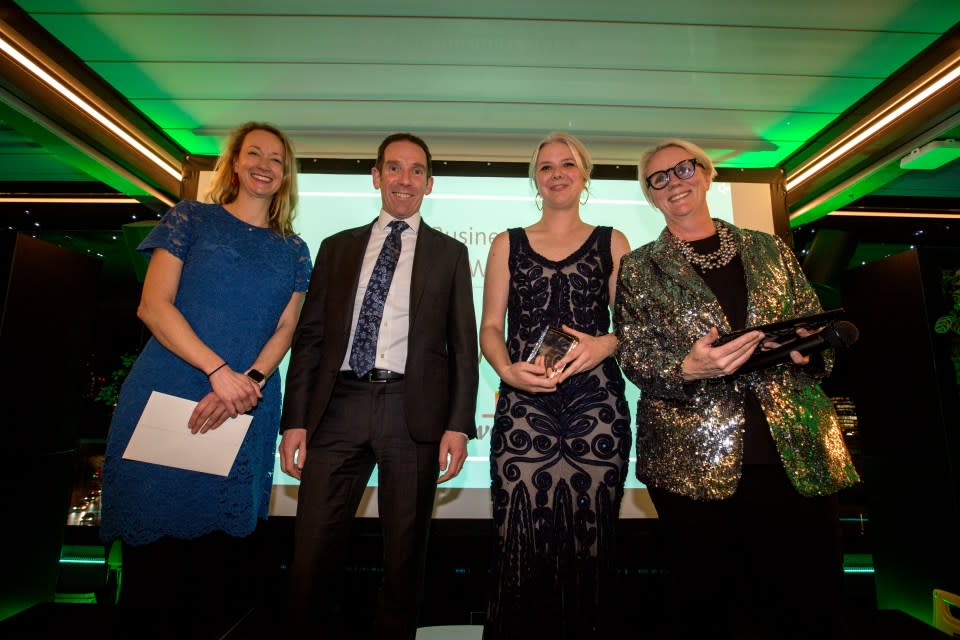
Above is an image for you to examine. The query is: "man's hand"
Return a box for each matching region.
[279,428,308,480]
[437,430,468,484]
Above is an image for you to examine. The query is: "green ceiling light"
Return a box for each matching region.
[0,20,181,202]
[785,48,960,193]
[0,196,139,204]
[899,139,960,170]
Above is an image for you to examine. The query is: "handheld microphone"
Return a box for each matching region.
[736,320,859,374]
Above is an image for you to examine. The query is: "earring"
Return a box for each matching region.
[580,189,590,206]
[231,173,239,187]
[535,193,543,211]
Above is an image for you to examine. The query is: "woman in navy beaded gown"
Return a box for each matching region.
[480,132,632,639]
[100,122,312,633]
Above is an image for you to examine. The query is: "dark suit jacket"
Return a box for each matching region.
[281,219,478,443]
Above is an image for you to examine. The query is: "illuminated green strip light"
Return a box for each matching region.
[57,553,876,572]
[0,37,182,182]
[843,553,875,574]
[844,567,876,574]
[786,52,960,193]
[59,544,108,566]
[59,557,105,565]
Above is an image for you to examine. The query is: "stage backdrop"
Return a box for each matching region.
[195,168,774,518]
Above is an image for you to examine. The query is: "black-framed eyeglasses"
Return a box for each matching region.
[645,158,702,190]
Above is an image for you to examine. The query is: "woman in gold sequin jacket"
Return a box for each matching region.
[614,138,859,640]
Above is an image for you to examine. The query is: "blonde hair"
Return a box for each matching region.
[528,131,593,194]
[206,121,299,235]
[637,138,717,207]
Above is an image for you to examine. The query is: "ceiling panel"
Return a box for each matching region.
[873,163,960,200]
[3,0,960,212]
[0,151,90,181]
[19,0,956,32]
[27,15,939,76]
[90,62,882,112]
[133,99,838,159]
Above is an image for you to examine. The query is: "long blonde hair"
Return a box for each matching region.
[206,121,299,235]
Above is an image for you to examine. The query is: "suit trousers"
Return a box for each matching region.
[287,376,441,639]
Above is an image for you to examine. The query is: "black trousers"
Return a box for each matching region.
[648,464,845,640]
[287,377,440,639]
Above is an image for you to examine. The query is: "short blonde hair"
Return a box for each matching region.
[637,138,717,207]
[206,121,299,235]
[528,131,593,193]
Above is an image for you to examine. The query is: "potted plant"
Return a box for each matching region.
[933,267,960,386]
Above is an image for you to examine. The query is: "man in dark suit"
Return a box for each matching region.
[279,133,478,638]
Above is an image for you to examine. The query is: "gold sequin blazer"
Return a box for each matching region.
[615,219,859,500]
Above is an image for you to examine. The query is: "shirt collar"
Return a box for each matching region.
[377,210,421,233]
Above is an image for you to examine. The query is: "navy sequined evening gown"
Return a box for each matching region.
[485,226,631,639]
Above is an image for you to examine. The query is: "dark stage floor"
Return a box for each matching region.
[0,518,950,639]
[0,601,947,640]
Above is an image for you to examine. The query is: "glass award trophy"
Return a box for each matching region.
[526,326,579,377]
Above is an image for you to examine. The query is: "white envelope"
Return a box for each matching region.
[122,391,253,476]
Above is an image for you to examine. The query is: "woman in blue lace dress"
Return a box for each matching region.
[480,132,632,638]
[100,122,312,633]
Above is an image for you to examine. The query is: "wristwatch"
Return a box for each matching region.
[246,369,265,385]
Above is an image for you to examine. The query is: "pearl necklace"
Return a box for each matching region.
[672,220,738,271]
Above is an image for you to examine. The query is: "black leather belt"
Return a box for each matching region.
[338,369,404,383]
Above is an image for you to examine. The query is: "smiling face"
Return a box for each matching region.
[646,144,712,230]
[534,141,588,210]
[372,140,434,219]
[232,128,285,201]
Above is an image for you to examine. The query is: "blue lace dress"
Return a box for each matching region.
[485,226,632,639]
[100,201,312,545]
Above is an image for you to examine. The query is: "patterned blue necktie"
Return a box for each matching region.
[349,220,409,377]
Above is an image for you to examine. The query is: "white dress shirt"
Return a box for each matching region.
[340,210,419,373]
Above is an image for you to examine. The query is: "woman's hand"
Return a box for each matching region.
[551,326,617,383]
[681,327,765,381]
[188,392,231,434]
[499,360,559,394]
[208,366,262,417]
[761,325,821,366]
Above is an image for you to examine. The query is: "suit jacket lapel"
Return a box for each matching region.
[339,223,374,338]
[409,221,439,329]
[650,226,731,334]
